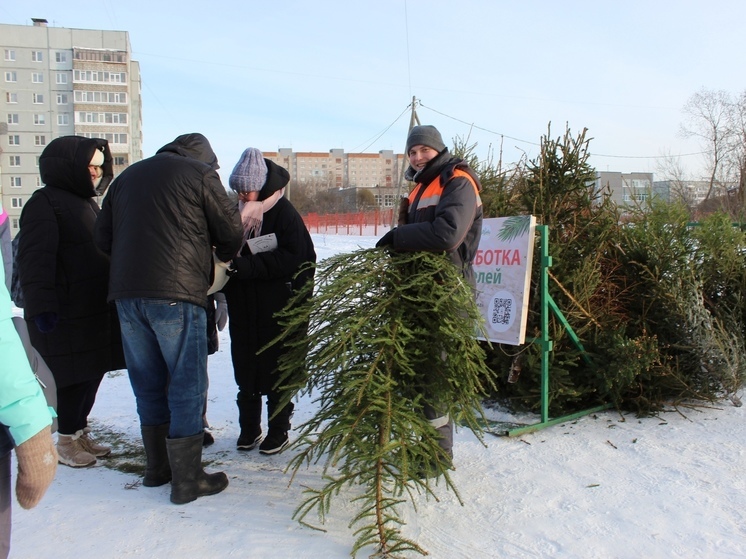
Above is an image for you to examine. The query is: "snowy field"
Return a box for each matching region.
[9,234,746,559]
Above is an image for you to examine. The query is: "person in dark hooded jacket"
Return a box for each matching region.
[223,148,316,456]
[16,135,125,469]
[376,125,483,475]
[94,133,243,505]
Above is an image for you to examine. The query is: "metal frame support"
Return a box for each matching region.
[501,224,610,436]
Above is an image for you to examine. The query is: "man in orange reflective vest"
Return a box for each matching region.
[376,124,483,474]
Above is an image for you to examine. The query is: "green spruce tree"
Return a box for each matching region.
[272,248,495,558]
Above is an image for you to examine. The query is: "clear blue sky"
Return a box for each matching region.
[3,0,745,182]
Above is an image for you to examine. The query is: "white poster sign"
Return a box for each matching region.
[474,216,536,345]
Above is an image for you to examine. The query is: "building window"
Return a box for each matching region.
[81,132,128,144]
[8,135,20,146]
[7,114,19,125]
[9,155,20,167]
[5,92,17,103]
[33,114,46,125]
[4,49,15,61]
[36,177,42,187]
[57,114,69,125]
[55,52,67,63]
[4,71,17,82]
[31,73,44,83]
[33,93,44,104]
[74,50,126,63]
[32,51,43,62]
[56,73,68,85]
[11,218,18,229]
[75,112,128,125]
[56,93,68,105]
[73,70,127,83]
[114,156,128,166]
[74,90,128,104]
[10,178,22,189]
[10,195,23,206]
[34,135,46,146]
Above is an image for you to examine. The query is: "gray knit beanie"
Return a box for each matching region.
[229,148,268,193]
[405,125,446,153]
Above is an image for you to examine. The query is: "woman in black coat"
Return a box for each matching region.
[223,148,316,455]
[17,135,125,468]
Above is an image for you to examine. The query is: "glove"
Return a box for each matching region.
[15,428,57,509]
[376,228,396,248]
[214,293,228,331]
[34,312,58,333]
[231,255,254,279]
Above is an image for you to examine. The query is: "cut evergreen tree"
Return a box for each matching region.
[271,248,495,558]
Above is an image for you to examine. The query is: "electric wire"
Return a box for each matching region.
[352,104,412,153]
[419,101,708,160]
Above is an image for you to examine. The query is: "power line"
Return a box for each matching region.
[352,103,412,153]
[418,101,708,161]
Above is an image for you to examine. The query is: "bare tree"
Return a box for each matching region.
[728,91,746,216]
[680,88,733,201]
[655,151,693,208]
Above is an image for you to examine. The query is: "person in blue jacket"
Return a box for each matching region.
[0,204,57,559]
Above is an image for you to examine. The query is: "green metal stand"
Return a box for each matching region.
[498,224,610,437]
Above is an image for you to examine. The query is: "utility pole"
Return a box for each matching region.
[391,96,420,228]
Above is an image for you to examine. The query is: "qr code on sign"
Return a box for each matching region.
[491,297,512,326]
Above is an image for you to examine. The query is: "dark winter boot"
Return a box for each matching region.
[141,423,172,487]
[166,433,228,504]
[236,393,263,451]
[416,407,454,479]
[259,400,294,455]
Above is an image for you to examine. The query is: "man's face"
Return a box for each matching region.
[408,145,438,172]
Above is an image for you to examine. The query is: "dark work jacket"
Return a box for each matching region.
[391,149,483,289]
[17,136,125,388]
[224,196,316,395]
[94,134,243,308]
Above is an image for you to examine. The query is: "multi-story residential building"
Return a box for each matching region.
[0,18,142,235]
[265,148,408,209]
[596,171,659,208]
[653,179,730,207]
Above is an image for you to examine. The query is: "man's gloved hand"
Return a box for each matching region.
[15,428,57,509]
[214,293,228,331]
[376,228,396,248]
[34,312,58,334]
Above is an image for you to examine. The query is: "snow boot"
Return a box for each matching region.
[414,410,454,479]
[79,427,111,457]
[57,432,96,468]
[259,400,294,455]
[236,394,263,451]
[141,423,171,487]
[166,433,228,504]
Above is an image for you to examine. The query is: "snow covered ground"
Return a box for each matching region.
[9,234,746,559]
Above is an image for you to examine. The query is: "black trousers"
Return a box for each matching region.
[56,377,103,435]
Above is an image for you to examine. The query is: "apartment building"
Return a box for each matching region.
[0,18,143,235]
[265,148,408,208]
[596,171,660,207]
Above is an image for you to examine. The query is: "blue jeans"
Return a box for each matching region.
[115,298,207,439]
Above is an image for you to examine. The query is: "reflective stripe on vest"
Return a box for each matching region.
[408,168,482,210]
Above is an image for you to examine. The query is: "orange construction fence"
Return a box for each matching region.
[303,208,396,236]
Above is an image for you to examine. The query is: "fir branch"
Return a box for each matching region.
[268,248,494,558]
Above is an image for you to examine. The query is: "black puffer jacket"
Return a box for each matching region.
[224,159,316,395]
[94,133,243,308]
[17,135,125,388]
